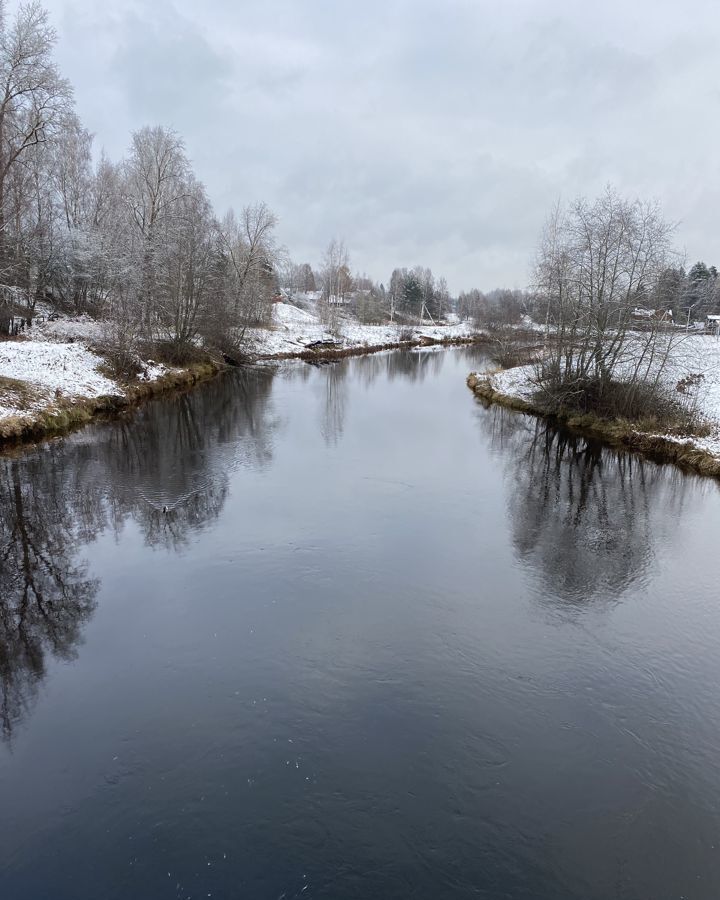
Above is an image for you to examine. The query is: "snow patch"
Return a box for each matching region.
[245,302,478,357]
[0,340,120,420]
[471,334,720,463]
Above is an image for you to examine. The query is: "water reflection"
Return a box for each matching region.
[0,366,280,740]
[0,352,467,738]
[0,453,100,741]
[2,348,705,744]
[313,348,457,444]
[320,362,348,445]
[351,346,449,387]
[478,406,700,606]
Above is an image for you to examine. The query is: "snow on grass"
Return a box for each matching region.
[0,376,46,420]
[1,300,481,428]
[274,302,318,328]
[30,313,105,342]
[471,333,720,461]
[22,300,479,362]
[0,340,120,420]
[245,302,478,357]
[491,363,537,401]
[138,361,173,382]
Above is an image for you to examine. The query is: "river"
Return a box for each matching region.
[1,346,720,899]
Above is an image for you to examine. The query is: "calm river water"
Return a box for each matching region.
[2,346,720,900]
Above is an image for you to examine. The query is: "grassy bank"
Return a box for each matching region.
[467,372,720,478]
[0,360,220,452]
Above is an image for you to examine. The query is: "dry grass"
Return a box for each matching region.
[145,340,214,368]
[0,360,220,451]
[534,374,708,437]
[0,374,46,411]
[467,374,720,479]
[488,341,543,370]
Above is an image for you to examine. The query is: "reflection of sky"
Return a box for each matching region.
[4,348,720,899]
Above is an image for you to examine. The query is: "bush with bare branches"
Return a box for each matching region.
[533,188,695,426]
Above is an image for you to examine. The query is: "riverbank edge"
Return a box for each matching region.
[466,372,720,478]
[0,333,488,452]
[0,360,221,452]
[258,333,485,363]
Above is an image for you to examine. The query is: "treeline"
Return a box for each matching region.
[456,288,533,328]
[654,262,719,323]
[281,244,455,327]
[0,0,476,359]
[14,0,715,370]
[456,264,720,331]
[0,1,535,355]
[0,1,281,360]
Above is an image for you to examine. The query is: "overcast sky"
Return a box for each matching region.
[40,0,720,292]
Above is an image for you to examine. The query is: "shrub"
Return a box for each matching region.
[534,374,709,437]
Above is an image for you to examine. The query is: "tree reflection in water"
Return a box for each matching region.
[308,349,450,446]
[0,365,280,740]
[478,405,701,606]
[336,346,447,389]
[319,360,349,446]
[0,453,100,742]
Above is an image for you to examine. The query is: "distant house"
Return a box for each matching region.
[631,307,673,324]
[706,315,720,334]
[327,294,352,306]
[632,307,654,319]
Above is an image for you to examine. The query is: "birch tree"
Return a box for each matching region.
[319,238,350,331]
[218,202,279,328]
[0,1,72,279]
[123,126,189,333]
[155,177,216,346]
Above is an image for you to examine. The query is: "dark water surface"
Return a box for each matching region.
[2,347,720,900]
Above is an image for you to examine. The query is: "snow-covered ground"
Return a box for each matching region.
[0,325,173,423]
[0,340,118,398]
[0,301,480,426]
[472,333,720,461]
[31,312,105,343]
[244,301,477,356]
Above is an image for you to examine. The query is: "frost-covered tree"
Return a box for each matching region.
[534,187,682,420]
[684,261,719,319]
[122,126,190,332]
[318,238,350,330]
[217,202,279,330]
[0,0,72,280]
[154,177,216,345]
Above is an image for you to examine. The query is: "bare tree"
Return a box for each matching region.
[319,238,350,332]
[123,125,189,334]
[534,187,687,423]
[0,1,72,278]
[155,177,216,346]
[435,275,450,321]
[218,202,279,329]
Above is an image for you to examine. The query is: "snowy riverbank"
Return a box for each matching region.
[468,334,720,473]
[0,301,483,445]
[243,301,477,357]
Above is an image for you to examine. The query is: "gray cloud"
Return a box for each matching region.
[44,0,720,291]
